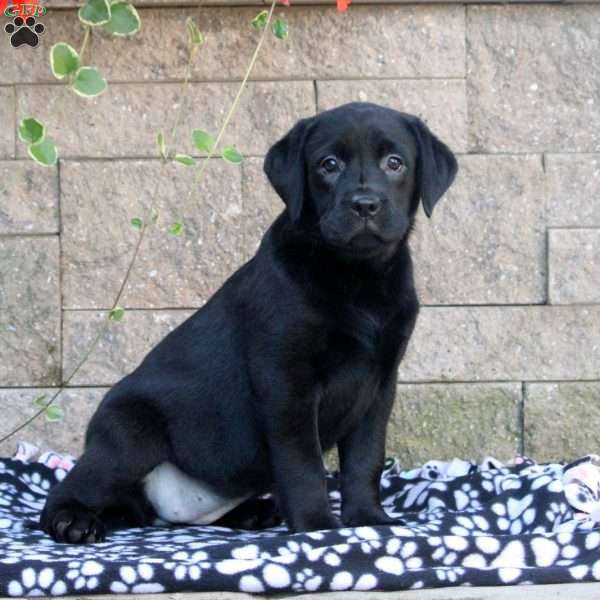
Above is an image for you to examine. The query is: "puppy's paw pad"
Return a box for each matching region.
[48,506,106,544]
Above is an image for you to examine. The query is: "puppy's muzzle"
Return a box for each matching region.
[350,193,382,219]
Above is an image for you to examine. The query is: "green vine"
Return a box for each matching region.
[2,0,287,443]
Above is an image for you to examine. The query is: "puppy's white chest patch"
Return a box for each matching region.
[143,462,249,525]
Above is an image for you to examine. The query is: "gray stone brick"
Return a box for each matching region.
[400,306,600,382]
[94,6,465,82]
[525,382,600,463]
[411,155,546,305]
[16,81,315,158]
[549,229,600,305]
[467,6,600,152]
[0,237,60,386]
[62,310,194,385]
[388,383,521,468]
[61,159,244,309]
[241,157,282,258]
[0,87,15,158]
[317,79,467,153]
[0,388,106,457]
[0,161,58,234]
[545,154,600,227]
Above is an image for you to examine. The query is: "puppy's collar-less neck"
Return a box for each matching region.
[277,215,410,271]
[267,215,413,299]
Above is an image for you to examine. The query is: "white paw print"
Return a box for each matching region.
[276,539,301,556]
[7,567,67,597]
[425,536,461,566]
[163,550,210,580]
[19,471,52,495]
[293,567,322,591]
[450,514,477,535]
[546,501,569,527]
[401,480,435,509]
[66,559,104,591]
[453,482,481,511]
[109,564,164,594]
[435,565,466,583]
[13,489,44,512]
[501,475,523,492]
[268,539,314,563]
[339,527,382,553]
[375,540,422,577]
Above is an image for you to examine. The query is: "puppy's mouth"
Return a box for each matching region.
[320,221,399,254]
[347,230,384,249]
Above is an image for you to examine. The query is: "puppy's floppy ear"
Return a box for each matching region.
[264,117,313,222]
[406,116,458,218]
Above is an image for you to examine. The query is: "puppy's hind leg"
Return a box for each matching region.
[40,403,168,544]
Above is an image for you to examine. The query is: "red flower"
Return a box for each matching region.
[337,0,351,11]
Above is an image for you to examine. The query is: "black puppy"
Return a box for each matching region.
[41,102,457,543]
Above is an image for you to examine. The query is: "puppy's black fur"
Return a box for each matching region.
[40,102,457,543]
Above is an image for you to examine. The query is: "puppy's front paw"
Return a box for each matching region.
[41,504,106,544]
[342,505,403,528]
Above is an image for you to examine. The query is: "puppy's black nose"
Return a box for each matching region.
[351,195,381,219]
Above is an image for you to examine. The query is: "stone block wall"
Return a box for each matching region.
[0,2,599,466]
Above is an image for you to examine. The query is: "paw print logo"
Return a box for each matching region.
[4,16,45,48]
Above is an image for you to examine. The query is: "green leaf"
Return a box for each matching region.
[157,131,167,160]
[108,306,125,321]
[222,145,243,165]
[169,222,184,236]
[33,394,48,410]
[150,207,160,224]
[130,217,143,230]
[192,129,214,153]
[251,10,268,30]
[18,117,45,144]
[271,18,288,40]
[186,17,203,47]
[28,140,58,167]
[78,0,111,26]
[50,43,80,79]
[45,405,64,423]
[174,153,195,166]
[103,2,141,36]
[72,67,107,98]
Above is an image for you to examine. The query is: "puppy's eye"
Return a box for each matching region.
[320,157,339,173]
[386,155,405,172]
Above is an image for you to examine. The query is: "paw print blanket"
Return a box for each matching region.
[2,445,600,596]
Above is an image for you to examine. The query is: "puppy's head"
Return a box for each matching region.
[264,102,457,257]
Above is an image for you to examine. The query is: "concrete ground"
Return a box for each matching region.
[59,583,600,600]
